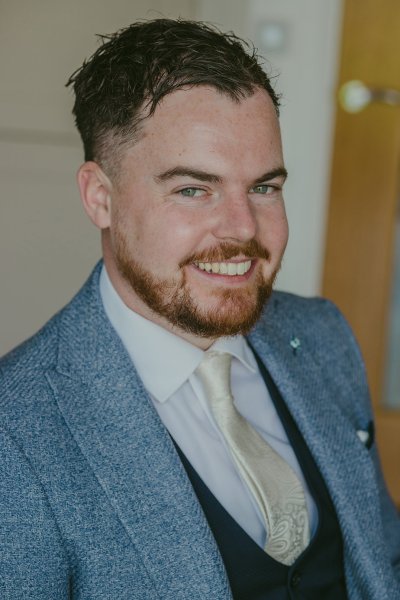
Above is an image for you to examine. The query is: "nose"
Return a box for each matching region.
[211,192,258,242]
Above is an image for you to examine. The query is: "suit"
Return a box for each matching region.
[0,262,399,599]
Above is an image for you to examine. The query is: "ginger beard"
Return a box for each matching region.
[114,228,278,338]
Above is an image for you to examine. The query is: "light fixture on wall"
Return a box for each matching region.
[256,21,289,55]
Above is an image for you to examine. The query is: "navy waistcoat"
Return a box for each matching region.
[174,351,348,599]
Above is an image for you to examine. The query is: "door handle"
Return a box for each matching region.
[339,80,400,113]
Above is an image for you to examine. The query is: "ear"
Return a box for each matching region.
[77,161,112,229]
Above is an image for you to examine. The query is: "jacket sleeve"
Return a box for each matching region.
[0,427,71,599]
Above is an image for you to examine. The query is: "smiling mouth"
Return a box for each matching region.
[193,260,252,276]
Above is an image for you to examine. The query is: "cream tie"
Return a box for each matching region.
[196,351,310,565]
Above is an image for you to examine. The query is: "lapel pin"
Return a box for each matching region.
[356,422,374,448]
[290,337,301,355]
[356,429,369,444]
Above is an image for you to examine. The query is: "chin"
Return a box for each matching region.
[172,285,272,339]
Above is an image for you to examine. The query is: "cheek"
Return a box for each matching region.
[162,206,210,240]
[258,205,289,250]
[139,210,208,263]
[115,202,160,248]
[276,212,289,247]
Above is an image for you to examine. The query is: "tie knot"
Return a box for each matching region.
[196,351,233,401]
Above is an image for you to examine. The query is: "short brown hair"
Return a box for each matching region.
[67,18,280,178]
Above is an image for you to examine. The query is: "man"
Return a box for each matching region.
[0,19,399,600]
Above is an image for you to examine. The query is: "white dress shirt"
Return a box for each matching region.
[100,266,318,548]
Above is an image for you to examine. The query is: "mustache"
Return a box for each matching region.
[180,240,270,267]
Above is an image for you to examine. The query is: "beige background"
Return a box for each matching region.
[0,0,343,354]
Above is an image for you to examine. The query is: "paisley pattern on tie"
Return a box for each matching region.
[196,351,310,566]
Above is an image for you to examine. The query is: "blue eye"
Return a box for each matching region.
[251,184,274,194]
[179,187,204,198]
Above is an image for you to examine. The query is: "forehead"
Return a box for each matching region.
[121,86,282,176]
[147,85,279,138]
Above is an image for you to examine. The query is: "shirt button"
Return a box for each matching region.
[290,571,302,588]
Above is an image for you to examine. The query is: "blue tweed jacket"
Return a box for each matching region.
[0,262,399,599]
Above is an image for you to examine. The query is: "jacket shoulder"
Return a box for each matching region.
[261,290,359,347]
[252,290,370,413]
[267,289,347,321]
[0,261,102,373]
[0,262,102,418]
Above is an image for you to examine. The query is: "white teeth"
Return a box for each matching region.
[237,262,245,275]
[195,260,252,276]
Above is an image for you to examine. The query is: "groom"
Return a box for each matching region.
[0,18,399,599]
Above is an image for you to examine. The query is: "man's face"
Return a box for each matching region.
[104,86,288,347]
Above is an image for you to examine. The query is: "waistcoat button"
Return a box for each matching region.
[290,571,302,588]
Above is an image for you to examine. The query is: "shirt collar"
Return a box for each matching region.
[99,265,257,403]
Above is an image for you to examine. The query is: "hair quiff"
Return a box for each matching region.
[66,18,280,178]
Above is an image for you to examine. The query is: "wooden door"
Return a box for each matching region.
[323,0,400,505]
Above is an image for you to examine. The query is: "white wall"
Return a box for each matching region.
[1,1,343,354]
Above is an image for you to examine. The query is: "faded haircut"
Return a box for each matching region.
[66,18,280,179]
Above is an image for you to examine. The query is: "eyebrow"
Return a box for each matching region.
[253,167,288,184]
[155,167,222,184]
[154,166,288,184]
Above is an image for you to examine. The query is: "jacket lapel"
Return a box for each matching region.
[46,265,232,600]
[249,295,396,598]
